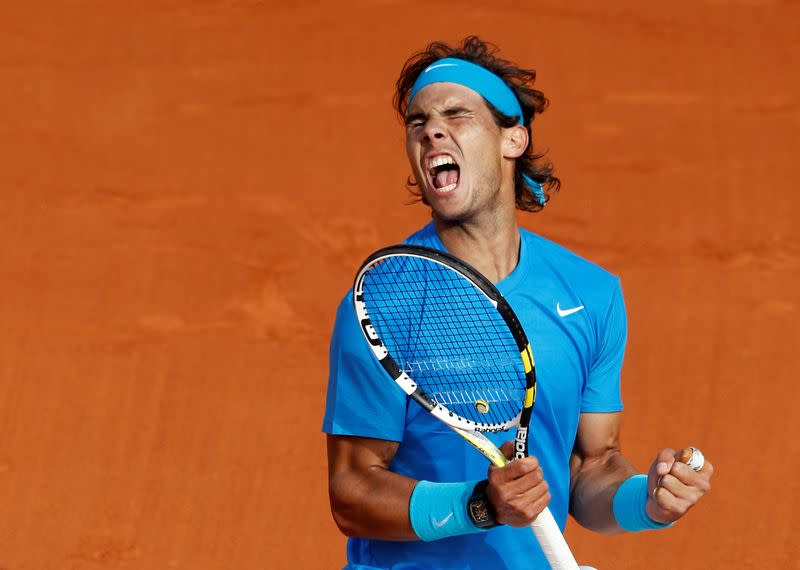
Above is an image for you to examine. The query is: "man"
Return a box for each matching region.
[323,36,713,570]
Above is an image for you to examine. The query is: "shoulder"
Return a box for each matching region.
[521,228,620,292]
[330,289,363,351]
[335,288,355,314]
[519,229,624,332]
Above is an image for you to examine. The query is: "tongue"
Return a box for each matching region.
[435,168,459,189]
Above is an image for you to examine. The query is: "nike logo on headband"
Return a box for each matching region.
[424,63,459,73]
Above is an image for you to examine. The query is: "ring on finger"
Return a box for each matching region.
[686,447,705,472]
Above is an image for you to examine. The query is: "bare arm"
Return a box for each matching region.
[569,412,714,533]
[327,434,553,538]
[327,434,418,540]
[568,412,635,534]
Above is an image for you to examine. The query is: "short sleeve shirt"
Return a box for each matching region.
[323,223,627,570]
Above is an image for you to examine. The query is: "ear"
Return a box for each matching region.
[502,124,529,159]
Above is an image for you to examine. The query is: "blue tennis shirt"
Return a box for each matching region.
[323,222,626,570]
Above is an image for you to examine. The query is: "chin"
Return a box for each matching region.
[430,204,469,223]
[426,185,470,216]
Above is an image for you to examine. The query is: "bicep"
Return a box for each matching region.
[569,412,626,494]
[328,433,400,477]
[569,412,636,532]
[572,413,622,465]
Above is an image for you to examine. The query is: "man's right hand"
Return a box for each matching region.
[486,440,551,527]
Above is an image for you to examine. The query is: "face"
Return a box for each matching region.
[405,83,518,222]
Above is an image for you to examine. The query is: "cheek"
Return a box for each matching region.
[464,141,498,176]
[461,128,498,160]
[405,138,420,168]
[406,145,429,185]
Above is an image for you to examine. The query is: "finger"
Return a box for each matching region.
[655,448,676,478]
[652,483,693,517]
[489,455,539,483]
[699,458,714,478]
[512,487,552,525]
[656,472,700,503]
[667,461,713,494]
[502,466,548,501]
[499,440,515,461]
[494,480,551,526]
[677,447,705,472]
[489,458,544,497]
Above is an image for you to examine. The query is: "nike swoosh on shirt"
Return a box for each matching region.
[556,303,585,317]
[433,512,454,527]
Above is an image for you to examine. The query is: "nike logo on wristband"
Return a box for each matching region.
[433,512,454,527]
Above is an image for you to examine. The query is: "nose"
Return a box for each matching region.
[421,117,448,142]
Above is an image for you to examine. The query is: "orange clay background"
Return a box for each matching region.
[1,2,798,569]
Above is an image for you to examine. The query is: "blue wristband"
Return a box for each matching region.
[613,474,674,532]
[409,480,487,541]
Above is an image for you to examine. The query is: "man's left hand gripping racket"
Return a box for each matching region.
[353,245,581,570]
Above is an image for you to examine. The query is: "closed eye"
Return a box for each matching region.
[405,113,427,128]
[405,107,473,128]
[442,107,473,119]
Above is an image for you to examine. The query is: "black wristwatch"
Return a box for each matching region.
[467,480,499,529]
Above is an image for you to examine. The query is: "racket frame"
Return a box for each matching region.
[354,246,535,444]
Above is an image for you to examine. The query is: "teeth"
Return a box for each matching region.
[427,155,456,171]
[435,182,457,193]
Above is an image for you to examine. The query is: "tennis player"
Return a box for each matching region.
[323,36,713,569]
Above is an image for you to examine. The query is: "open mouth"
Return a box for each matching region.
[427,155,460,193]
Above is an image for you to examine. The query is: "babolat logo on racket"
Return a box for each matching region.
[515,426,529,460]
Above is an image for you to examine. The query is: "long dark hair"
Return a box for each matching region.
[394,36,560,212]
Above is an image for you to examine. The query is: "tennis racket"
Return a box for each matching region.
[353,244,580,570]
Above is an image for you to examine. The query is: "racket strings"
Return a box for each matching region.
[362,255,525,427]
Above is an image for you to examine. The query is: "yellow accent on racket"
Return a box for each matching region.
[524,387,535,408]
[521,346,533,373]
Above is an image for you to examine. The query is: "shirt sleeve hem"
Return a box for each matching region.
[322,421,404,443]
[580,403,624,413]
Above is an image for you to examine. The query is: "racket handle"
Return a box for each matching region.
[451,428,583,567]
[530,507,580,570]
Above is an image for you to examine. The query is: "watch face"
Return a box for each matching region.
[471,500,491,522]
[469,499,496,528]
[468,481,497,528]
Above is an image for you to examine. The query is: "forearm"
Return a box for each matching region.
[328,434,500,542]
[329,463,418,540]
[569,449,636,534]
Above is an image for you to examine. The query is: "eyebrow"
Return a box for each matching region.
[405,105,473,125]
[441,106,472,116]
[405,112,427,125]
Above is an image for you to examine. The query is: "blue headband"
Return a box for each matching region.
[408,58,546,206]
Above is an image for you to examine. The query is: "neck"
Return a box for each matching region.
[433,213,520,283]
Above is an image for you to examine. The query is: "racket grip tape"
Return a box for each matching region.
[530,507,580,569]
